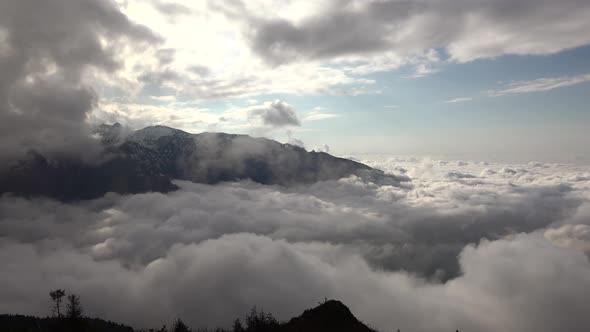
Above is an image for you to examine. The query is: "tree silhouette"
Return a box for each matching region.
[66,294,83,320]
[244,306,279,332]
[49,289,65,318]
[232,318,245,332]
[172,318,191,332]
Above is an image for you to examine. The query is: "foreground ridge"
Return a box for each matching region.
[1,297,382,332]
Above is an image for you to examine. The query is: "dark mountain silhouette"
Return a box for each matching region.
[0,299,378,332]
[0,123,405,201]
[283,300,376,332]
[0,314,134,332]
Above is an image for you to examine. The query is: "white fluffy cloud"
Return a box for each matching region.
[1,157,589,331]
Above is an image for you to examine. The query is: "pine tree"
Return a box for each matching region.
[232,318,245,332]
[173,318,191,332]
[66,294,83,320]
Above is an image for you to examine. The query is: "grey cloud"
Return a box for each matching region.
[156,48,176,65]
[0,0,160,168]
[213,0,590,65]
[137,69,182,99]
[188,65,211,77]
[155,2,193,16]
[249,100,301,127]
[545,224,590,254]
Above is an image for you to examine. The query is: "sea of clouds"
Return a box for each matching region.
[2,1,589,330]
[1,156,589,332]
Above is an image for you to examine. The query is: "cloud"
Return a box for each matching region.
[445,97,472,103]
[325,86,382,96]
[3,230,590,332]
[303,110,340,122]
[0,0,160,168]
[248,100,301,127]
[1,158,590,330]
[154,2,192,16]
[213,0,590,65]
[301,106,339,122]
[150,95,177,102]
[545,224,590,254]
[490,73,590,96]
[19,0,586,124]
[286,129,305,148]
[313,144,331,153]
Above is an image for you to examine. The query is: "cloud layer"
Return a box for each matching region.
[1,157,589,331]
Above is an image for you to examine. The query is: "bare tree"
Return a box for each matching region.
[49,289,66,318]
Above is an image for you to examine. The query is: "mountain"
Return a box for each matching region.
[283,300,376,332]
[0,124,401,201]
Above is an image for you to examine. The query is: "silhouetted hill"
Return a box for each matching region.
[0,314,134,332]
[283,300,376,332]
[0,124,406,201]
[0,300,378,332]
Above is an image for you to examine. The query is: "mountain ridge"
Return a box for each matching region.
[0,124,407,201]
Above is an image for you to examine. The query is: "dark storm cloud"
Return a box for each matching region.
[212,0,590,65]
[0,0,160,167]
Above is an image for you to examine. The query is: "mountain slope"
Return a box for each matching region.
[0,124,404,200]
[283,300,376,332]
[122,125,377,185]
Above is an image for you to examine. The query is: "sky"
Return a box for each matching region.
[83,0,590,164]
[1,1,590,332]
[2,0,590,163]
